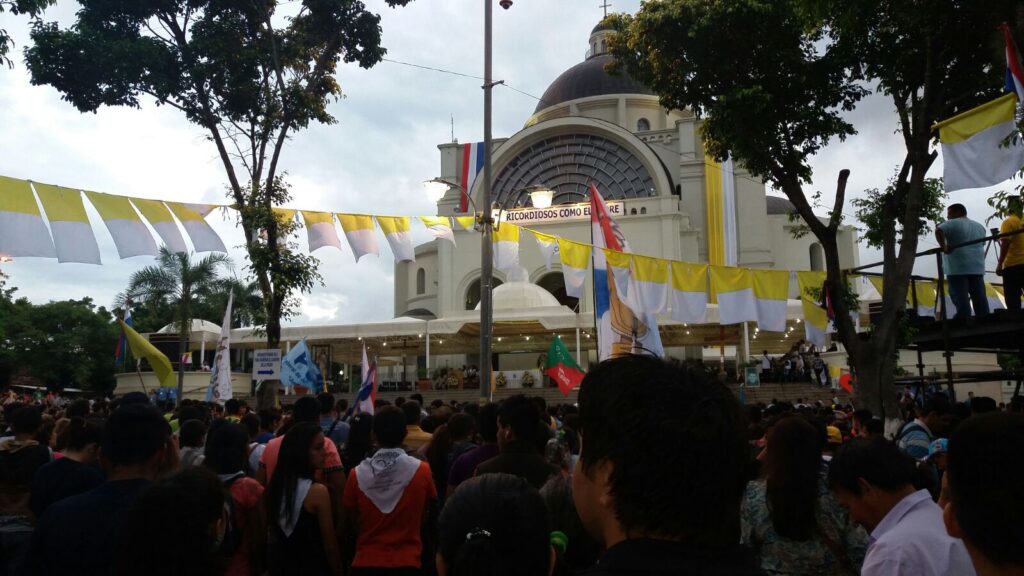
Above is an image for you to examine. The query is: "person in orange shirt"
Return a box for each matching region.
[343,406,436,574]
[996,196,1024,310]
[400,400,433,452]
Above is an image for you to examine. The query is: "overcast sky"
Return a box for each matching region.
[0,0,1011,326]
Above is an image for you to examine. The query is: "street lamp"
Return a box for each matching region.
[527,186,554,208]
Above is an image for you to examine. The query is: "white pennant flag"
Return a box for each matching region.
[206,292,234,404]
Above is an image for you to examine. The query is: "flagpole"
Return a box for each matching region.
[479,0,496,406]
[588,186,600,364]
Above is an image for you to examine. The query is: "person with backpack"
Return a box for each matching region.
[318,393,349,451]
[895,395,953,460]
[204,422,266,576]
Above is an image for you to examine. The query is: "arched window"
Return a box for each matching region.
[630,208,637,215]
[640,207,647,215]
[464,277,504,310]
[537,273,579,312]
[416,268,426,295]
[637,118,651,132]
[809,243,825,272]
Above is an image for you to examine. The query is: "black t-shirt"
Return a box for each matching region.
[0,442,51,487]
[22,479,151,576]
[475,440,560,490]
[585,538,765,576]
[29,457,104,518]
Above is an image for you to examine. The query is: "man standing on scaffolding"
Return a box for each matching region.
[995,196,1024,311]
[936,203,990,319]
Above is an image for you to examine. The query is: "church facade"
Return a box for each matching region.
[395,23,859,332]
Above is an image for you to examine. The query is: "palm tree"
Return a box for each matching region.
[125,247,231,404]
[209,277,265,328]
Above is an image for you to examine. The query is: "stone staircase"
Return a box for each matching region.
[728,381,852,406]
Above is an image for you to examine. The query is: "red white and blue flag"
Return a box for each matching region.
[356,342,377,415]
[590,183,663,360]
[1003,23,1024,101]
[459,142,485,213]
[114,302,132,368]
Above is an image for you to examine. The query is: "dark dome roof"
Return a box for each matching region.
[534,54,655,114]
[592,20,614,34]
[766,195,796,215]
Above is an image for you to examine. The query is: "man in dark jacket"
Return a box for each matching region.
[573,356,763,575]
[475,395,558,490]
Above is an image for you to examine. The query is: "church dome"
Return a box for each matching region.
[475,267,561,310]
[766,196,797,215]
[534,54,655,114]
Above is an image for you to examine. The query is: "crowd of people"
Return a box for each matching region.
[0,356,1021,576]
[757,341,831,386]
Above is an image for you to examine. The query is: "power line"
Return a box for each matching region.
[381,57,549,104]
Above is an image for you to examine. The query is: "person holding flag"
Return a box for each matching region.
[114,300,132,369]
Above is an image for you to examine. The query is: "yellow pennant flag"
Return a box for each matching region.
[118,319,175,388]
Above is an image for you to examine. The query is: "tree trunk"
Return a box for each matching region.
[255,296,282,412]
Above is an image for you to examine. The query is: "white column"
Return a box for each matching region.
[200,338,206,365]
[575,325,581,365]
[425,321,431,371]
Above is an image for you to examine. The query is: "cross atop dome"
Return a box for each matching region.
[600,0,611,18]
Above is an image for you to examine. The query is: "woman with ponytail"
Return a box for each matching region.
[29,417,103,517]
[740,416,867,575]
[437,473,553,576]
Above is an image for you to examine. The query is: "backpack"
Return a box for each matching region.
[893,421,928,446]
[217,474,247,560]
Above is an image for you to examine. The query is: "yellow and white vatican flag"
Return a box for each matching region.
[532,230,558,271]
[337,213,379,261]
[710,266,757,325]
[670,261,708,323]
[33,183,100,264]
[85,191,159,258]
[130,198,188,254]
[493,223,520,271]
[910,281,939,318]
[455,216,476,231]
[630,254,669,314]
[936,93,1024,192]
[752,269,791,332]
[419,216,455,245]
[797,271,828,347]
[558,238,590,299]
[377,216,415,262]
[0,176,55,258]
[705,154,738,266]
[166,202,227,253]
[300,211,342,252]
[985,282,1006,311]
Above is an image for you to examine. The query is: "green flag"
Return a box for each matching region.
[545,335,585,396]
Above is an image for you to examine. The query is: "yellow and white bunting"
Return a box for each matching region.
[337,213,379,261]
[630,254,669,314]
[419,216,455,245]
[85,191,159,258]
[603,249,638,314]
[797,271,828,347]
[166,202,227,253]
[0,177,56,258]
[130,197,189,254]
[986,282,1006,311]
[34,183,101,264]
[300,211,342,252]
[752,269,791,332]
[376,216,415,263]
[558,238,590,299]
[492,223,520,271]
[454,216,476,231]
[670,261,708,323]
[710,265,757,325]
[532,230,558,271]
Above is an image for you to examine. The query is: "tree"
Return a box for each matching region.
[609,0,1011,419]
[25,0,412,407]
[0,0,52,69]
[124,247,231,403]
[0,296,119,392]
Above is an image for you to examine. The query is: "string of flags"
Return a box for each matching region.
[0,174,1006,348]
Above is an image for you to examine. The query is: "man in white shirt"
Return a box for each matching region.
[828,437,975,576]
[760,351,771,381]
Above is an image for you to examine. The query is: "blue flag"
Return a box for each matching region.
[281,339,323,394]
